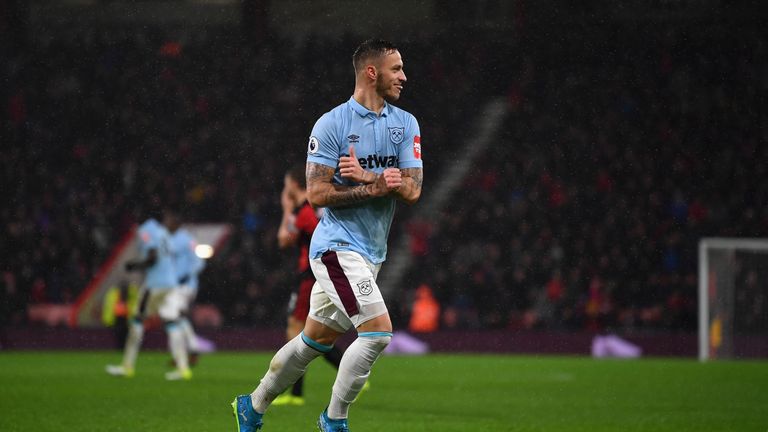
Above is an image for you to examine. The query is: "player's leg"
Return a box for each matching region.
[177,285,202,367]
[310,251,390,429]
[107,288,150,377]
[323,343,344,370]
[250,317,343,412]
[160,288,191,380]
[179,286,199,352]
[106,317,143,377]
[123,317,145,368]
[164,322,190,380]
[179,316,197,349]
[176,314,200,367]
[234,251,372,430]
[277,276,320,404]
[304,274,347,373]
[327,313,392,420]
[232,279,348,431]
[273,315,307,405]
[232,316,343,432]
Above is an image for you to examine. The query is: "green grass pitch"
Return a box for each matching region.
[0,351,766,431]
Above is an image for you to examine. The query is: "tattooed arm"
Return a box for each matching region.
[389,168,423,205]
[306,162,403,208]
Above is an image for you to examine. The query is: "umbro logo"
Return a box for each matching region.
[347,134,360,144]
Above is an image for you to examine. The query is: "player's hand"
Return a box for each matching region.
[339,145,374,184]
[281,186,294,213]
[372,168,402,196]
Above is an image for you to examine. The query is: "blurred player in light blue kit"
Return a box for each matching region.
[233,39,423,432]
[169,222,206,363]
[106,209,192,381]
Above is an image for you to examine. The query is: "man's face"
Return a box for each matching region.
[163,212,180,232]
[375,50,407,102]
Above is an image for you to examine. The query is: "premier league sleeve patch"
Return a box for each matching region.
[308,136,319,154]
[413,135,421,159]
[389,127,404,144]
[140,230,151,244]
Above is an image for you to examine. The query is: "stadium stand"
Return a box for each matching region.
[2,18,766,334]
[412,21,768,332]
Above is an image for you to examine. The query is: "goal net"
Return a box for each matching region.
[699,238,768,361]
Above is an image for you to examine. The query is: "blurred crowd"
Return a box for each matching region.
[0,26,490,327]
[2,20,766,333]
[408,22,768,332]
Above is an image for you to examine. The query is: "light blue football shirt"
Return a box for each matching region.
[137,219,177,290]
[170,228,205,291]
[307,96,423,264]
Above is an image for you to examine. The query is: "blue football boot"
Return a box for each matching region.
[317,408,349,432]
[231,395,263,431]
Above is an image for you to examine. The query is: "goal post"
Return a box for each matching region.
[699,238,768,361]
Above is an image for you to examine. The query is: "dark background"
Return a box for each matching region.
[1,0,766,349]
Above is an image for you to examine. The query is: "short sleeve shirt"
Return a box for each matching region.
[306,97,423,264]
[170,228,205,290]
[138,219,177,290]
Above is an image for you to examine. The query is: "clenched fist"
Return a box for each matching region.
[370,168,402,197]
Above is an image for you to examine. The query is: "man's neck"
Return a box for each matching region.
[352,87,385,115]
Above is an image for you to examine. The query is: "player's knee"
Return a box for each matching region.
[269,355,284,372]
[163,320,181,332]
[358,331,392,350]
[159,308,180,322]
[300,331,335,353]
[303,320,343,346]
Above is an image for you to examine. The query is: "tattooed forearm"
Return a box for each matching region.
[306,162,335,185]
[392,168,423,205]
[305,162,422,207]
[329,183,377,207]
[403,168,423,190]
[306,162,378,208]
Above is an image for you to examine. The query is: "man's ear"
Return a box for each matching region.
[366,64,377,81]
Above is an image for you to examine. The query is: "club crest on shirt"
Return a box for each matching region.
[308,136,319,154]
[389,127,404,144]
[357,279,373,296]
[348,134,360,144]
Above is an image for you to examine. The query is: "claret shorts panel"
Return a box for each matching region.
[308,250,388,332]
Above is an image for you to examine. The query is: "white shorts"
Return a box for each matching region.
[308,250,388,332]
[135,286,186,322]
[177,284,198,312]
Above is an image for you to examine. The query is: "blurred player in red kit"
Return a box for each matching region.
[272,164,361,406]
